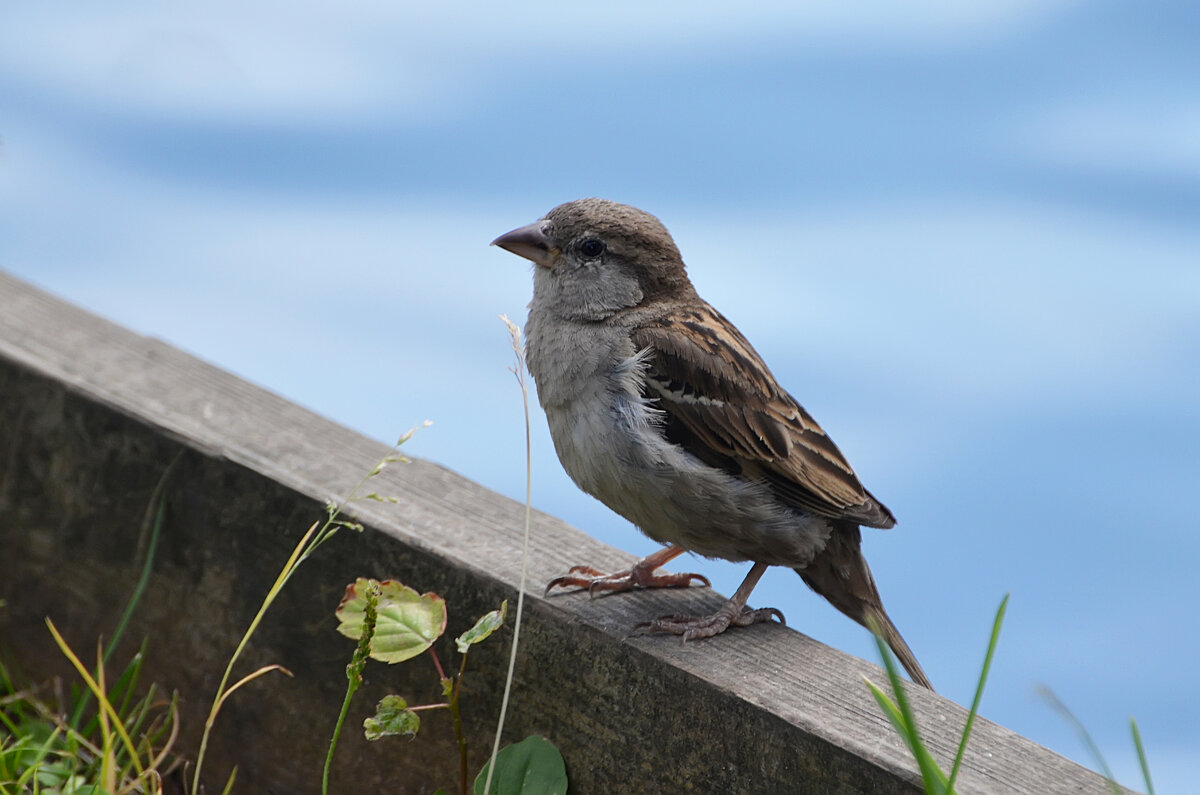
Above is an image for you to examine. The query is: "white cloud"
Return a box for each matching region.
[0,1,1079,120]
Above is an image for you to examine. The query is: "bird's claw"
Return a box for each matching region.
[544,564,710,598]
[635,605,785,642]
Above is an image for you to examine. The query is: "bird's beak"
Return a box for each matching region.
[491,221,555,268]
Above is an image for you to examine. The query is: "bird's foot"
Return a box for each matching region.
[544,557,710,598]
[636,602,785,642]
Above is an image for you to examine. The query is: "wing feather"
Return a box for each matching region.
[632,303,896,528]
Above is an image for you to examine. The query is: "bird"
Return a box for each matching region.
[491,198,931,689]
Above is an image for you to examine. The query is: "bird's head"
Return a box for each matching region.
[492,198,693,320]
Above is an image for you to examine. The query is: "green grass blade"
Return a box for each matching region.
[110,642,148,727]
[866,626,948,793]
[1130,717,1154,795]
[946,594,1008,791]
[69,467,174,732]
[864,680,913,746]
[105,490,168,664]
[1039,687,1120,795]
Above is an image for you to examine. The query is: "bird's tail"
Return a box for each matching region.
[796,523,933,690]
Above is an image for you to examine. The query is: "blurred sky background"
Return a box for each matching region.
[2,2,1197,790]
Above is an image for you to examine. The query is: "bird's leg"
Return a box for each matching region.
[637,562,784,642]
[544,545,710,598]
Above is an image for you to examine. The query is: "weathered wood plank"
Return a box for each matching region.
[0,271,1123,793]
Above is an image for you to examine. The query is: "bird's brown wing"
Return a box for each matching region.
[631,302,896,529]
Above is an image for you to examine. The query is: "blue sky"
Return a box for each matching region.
[3,2,1197,790]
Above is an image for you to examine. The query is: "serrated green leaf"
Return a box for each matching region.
[336,578,447,663]
[456,600,508,654]
[363,695,420,740]
[474,735,567,795]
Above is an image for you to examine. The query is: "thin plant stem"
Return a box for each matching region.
[191,517,323,793]
[323,583,377,795]
[450,651,471,795]
[322,677,360,795]
[212,665,292,713]
[145,692,182,782]
[448,680,468,795]
[423,644,469,794]
[483,316,534,795]
[429,646,448,681]
[95,640,115,794]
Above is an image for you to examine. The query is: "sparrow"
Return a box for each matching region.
[492,198,931,689]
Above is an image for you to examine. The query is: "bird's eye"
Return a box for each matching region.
[579,238,605,258]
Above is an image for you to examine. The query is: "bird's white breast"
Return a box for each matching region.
[525,306,830,566]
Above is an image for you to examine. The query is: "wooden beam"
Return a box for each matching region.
[0,271,1123,793]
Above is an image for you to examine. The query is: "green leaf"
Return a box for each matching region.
[363,695,420,740]
[456,600,508,654]
[336,578,447,663]
[474,735,567,795]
